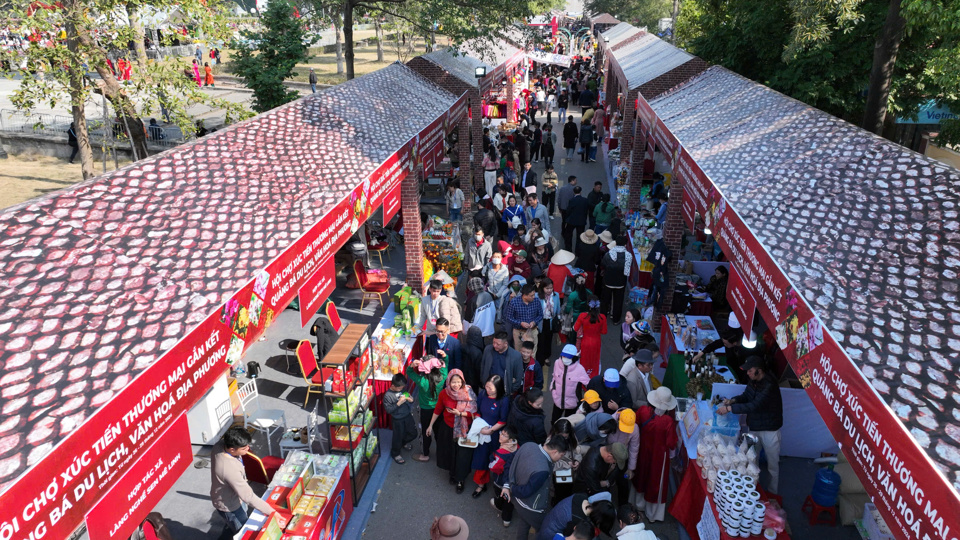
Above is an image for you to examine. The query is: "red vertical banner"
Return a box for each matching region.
[383,182,402,225]
[298,257,337,327]
[725,266,756,333]
[84,414,192,540]
[681,183,695,231]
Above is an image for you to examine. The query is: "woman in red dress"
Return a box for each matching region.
[631,386,679,521]
[573,297,606,378]
[425,369,478,494]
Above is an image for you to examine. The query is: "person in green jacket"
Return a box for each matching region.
[406,358,448,462]
[563,274,594,341]
[593,193,616,234]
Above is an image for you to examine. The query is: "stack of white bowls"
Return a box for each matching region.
[714,470,766,537]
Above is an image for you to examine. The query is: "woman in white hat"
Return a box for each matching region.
[528,235,553,279]
[631,386,678,521]
[546,249,576,301]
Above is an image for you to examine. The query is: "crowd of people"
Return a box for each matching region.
[398,56,680,540]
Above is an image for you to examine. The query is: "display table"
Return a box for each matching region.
[662,354,735,398]
[238,451,353,540]
[659,315,724,359]
[669,462,790,540]
[371,304,417,429]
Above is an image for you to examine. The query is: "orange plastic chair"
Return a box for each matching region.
[296,339,325,407]
[353,259,389,310]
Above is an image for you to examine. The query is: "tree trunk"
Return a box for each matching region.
[126,4,148,64]
[344,0,355,80]
[375,18,384,62]
[65,19,95,179]
[671,0,681,43]
[429,29,435,52]
[334,19,344,75]
[862,0,906,135]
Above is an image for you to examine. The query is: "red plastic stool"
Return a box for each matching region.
[801,495,838,526]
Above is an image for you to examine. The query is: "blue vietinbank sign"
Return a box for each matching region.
[898,100,958,124]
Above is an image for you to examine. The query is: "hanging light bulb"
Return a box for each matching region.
[742,330,757,349]
[703,212,712,235]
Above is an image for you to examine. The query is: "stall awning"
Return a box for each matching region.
[528,50,573,67]
[590,13,620,25]
[610,32,695,91]
[0,63,466,538]
[645,64,960,540]
[601,22,637,49]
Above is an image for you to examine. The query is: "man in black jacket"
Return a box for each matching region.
[572,443,626,496]
[586,368,633,414]
[586,182,603,228]
[717,356,783,493]
[563,186,589,250]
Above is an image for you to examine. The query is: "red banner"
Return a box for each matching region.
[725,266,755,334]
[652,118,680,167]
[636,94,656,130]
[674,148,714,218]
[0,310,231,540]
[298,257,336,328]
[714,199,960,540]
[383,183,402,225]
[84,414,191,540]
[681,182,695,231]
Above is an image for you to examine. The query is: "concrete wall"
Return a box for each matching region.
[0,132,168,160]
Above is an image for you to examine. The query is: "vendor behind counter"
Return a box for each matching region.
[693,324,753,382]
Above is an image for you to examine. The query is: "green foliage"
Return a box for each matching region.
[584,0,672,30]
[232,0,314,112]
[678,0,960,129]
[9,0,248,139]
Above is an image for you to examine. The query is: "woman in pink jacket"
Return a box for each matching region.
[550,344,591,423]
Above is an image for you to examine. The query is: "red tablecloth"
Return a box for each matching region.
[669,463,790,540]
[373,341,417,430]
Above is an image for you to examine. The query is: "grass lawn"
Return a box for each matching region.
[0,154,129,210]
[212,35,443,85]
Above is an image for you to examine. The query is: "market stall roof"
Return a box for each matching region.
[648,65,960,488]
[421,48,492,89]
[590,13,620,25]
[601,22,637,48]
[610,32,696,91]
[0,62,461,490]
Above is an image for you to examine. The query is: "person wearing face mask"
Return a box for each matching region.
[466,227,493,271]
[485,253,511,317]
[550,344,591,423]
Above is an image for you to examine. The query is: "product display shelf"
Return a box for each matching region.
[319,323,381,505]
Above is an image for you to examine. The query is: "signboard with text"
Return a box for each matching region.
[84,414,192,540]
[298,258,337,327]
[382,183,402,225]
[725,266,756,334]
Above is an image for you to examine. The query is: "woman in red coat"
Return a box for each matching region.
[426,369,478,494]
[573,297,606,378]
[631,387,679,521]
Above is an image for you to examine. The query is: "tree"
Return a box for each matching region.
[10,0,249,179]
[782,0,960,136]
[584,0,672,31]
[233,0,315,112]
[343,0,564,79]
[677,0,960,140]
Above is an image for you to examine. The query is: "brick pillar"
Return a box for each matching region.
[402,166,425,289]
[506,68,515,123]
[457,116,473,213]
[625,90,644,213]
[652,176,684,331]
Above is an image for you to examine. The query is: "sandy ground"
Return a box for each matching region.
[0,154,128,210]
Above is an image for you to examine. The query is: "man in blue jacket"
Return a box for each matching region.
[502,437,569,539]
[425,318,462,372]
[717,356,783,493]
